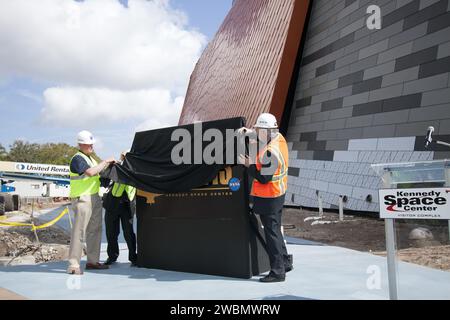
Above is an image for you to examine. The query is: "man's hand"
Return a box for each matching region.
[236,127,254,135]
[238,154,254,168]
[237,127,258,146]
[85,156,117,177]
[101,157,116,169]
[104,157,116,164]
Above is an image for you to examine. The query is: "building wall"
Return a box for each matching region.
[285,0,450,212]
[178,0,311,126]
[9,180,45,197]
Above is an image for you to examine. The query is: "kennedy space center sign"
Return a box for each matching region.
[379,188,450,220]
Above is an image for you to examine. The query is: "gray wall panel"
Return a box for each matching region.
[285,0,450,212]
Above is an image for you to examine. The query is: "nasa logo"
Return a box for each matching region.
[228,177,240,192]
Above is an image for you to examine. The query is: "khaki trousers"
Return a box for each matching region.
[68,194,103,269]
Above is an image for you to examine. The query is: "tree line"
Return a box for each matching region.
[0,140,99,165]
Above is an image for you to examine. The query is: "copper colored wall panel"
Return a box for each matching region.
[178,0,311,127]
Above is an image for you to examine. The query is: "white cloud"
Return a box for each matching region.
[0,0,205,93]
[0,0,206,140]
[16,90,43,104]
[42,86,184,128]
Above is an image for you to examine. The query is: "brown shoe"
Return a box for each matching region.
[67,266,84,275]
[85,262,109,270]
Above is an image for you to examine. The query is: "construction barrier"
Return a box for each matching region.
[0,207,69,231]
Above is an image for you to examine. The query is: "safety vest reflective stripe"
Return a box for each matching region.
[111,182,136,201]
[69,152,100,198]
[267,146,287,195]
[280,149,287,194]
[266,147,286,181]
[268,144,287,194]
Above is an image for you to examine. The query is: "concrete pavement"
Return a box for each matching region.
[1,206,449,300]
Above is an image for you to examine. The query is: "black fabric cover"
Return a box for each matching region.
[136,165,270,278]
[103,117,245,194]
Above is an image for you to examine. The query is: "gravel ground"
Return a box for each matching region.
[2,205,449,271]
[0,210,70,264]
[282,207,450,271]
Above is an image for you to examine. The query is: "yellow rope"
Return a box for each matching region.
[0,208,69,231]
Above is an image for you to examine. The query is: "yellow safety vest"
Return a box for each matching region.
[111,182,136,201]
[69,151,100,198]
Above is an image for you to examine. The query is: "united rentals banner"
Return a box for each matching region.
[0,161,69,176]
[379,187,450,219]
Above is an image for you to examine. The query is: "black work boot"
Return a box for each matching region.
[259,272,285,283]
[285,254,294,273]
[104,257,117,266]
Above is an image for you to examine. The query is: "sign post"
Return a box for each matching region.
[446,165,450,242]
[372,160,450,300]
[381,170,398,300]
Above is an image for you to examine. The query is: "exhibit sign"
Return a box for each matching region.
[379,187,450,219]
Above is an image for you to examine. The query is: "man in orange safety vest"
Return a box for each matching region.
[238,113,292,283]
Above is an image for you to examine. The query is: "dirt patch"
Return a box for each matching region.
[0,219,70,265]
[373,246,450,271]
[20,199,70,214]
[0,288,27,300]
[282,207,450,271]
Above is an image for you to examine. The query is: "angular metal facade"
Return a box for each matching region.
[179,0,450,213]
[178,0,311,127]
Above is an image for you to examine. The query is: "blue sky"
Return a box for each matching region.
[0,0,231,159]
[158,0,231,39]
[118,0,230,38]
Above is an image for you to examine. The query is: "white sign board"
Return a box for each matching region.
[379,188,450,219]
[0,161,69,176]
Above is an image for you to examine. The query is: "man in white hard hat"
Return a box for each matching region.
[67,130,115,275]
[104,150,137,267]
[237,113,292,283]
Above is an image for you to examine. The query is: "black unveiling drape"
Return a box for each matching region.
[103,117,246,194]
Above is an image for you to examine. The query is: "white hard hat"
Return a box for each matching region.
[254,113,278,129]
[77,130,96,145]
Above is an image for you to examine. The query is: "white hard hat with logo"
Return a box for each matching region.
[254,113,278,129]
[77,130,96,145]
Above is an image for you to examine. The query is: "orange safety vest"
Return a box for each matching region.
[251,133,289,198]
